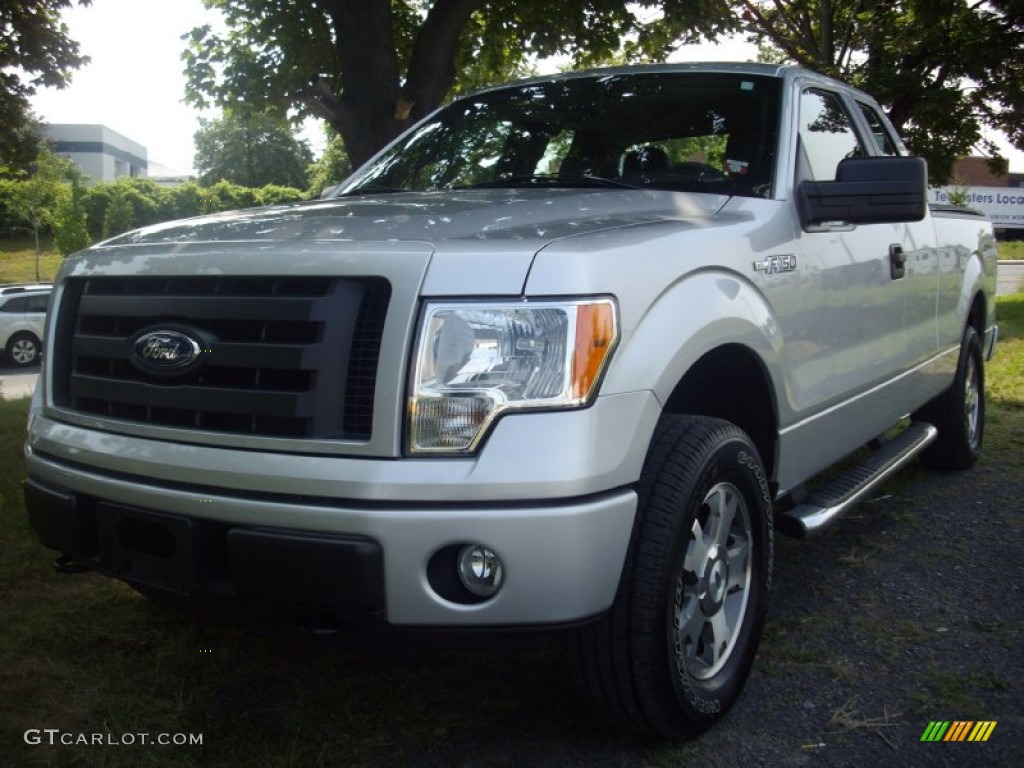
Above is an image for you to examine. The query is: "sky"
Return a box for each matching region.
[30,0,1024,177]
[32,0,217,175]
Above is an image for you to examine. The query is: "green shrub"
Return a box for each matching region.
[256,184,306,207]
[167,181,206,219]
[1,159,311,244]
[102,189,135,239]
[51,180,91,255]
[203,179,258,212]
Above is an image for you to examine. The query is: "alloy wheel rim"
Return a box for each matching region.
[12,339,36,364]
[964,353,980,450]
[674,481,753,680]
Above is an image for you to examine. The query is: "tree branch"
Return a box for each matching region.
[400,0,482,123]
[739,1,818,68]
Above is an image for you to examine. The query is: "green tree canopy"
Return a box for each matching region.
[735,0,1024,183]
[0,0,92,169]
[102,187,135,239]
[8,148,73,276]
[182,0,727,168]
[193,110,313,188]
[51,162,91,255]
[306,132,351,196]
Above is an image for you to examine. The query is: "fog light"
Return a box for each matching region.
[457,544,504,598]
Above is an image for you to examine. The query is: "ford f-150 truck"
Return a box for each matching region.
[25,63,998,737]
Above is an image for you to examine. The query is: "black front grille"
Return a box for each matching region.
[52,276,390,440]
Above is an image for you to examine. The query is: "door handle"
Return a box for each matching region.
[889,244,906,280]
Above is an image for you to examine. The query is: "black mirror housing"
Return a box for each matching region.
[797,156,927,228]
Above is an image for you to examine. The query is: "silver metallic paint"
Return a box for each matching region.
[27,64,999,625]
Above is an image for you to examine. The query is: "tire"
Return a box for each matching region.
[5,332,41,368]
[915,325,984,471]
[573,415,773,737]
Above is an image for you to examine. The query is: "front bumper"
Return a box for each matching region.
[24,394,655,626]
[25,468,636,627]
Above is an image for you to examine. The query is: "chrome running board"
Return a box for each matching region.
[775,422,938,538]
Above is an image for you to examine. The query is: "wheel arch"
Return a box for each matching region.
[599,271,785,484]
[7,328,40,341]
[967,290,986,338]
[661,343,779,483]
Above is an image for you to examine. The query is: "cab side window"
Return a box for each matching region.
[857,103,900,156]
[798,89,865,181]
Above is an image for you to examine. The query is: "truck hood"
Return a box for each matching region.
[102,188,730,249]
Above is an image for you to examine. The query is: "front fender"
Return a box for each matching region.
[601,269,786,410]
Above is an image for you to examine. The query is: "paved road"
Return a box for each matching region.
[999,261,1024,295]
[0,361,38,400]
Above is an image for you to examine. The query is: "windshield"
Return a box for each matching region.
[341,71,781,198]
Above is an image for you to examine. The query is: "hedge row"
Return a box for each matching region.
[0,176,309,245]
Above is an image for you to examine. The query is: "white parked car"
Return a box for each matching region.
[0,283,51,367]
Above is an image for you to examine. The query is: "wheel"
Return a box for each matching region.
[573,415,773,737]
[5,332,41,367]
[915,325,984,471]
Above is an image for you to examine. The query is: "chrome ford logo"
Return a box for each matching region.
[131,330,202,373]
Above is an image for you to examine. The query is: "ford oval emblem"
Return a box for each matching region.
[131,330,202,373]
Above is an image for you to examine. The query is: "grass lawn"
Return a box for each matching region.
[4,396,556,766]
[989,290,1024,406]
[999,239,1024,260]
[0,237,64,283]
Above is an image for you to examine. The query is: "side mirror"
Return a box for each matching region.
[797,156,927,229]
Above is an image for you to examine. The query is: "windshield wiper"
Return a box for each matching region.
[461,173,641,190]
[340,184,409,196]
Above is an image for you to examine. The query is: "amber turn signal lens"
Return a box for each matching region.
[572,302,617,401]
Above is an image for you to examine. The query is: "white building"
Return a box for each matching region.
[45,124,148,183]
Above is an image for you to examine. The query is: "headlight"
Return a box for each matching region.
[408,299,618,454]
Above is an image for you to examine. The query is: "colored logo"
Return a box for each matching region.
[920,721,997,742]
[131,329,203,374]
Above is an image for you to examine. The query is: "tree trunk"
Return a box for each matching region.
[33,225,40,281]
[299,0,481,169]
[311,0,405,169]
[401,0,481,123]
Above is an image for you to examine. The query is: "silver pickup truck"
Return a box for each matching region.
[25,63,998,736]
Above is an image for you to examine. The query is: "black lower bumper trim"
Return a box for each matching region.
[229,528,385,613]
[24,477,386,624]
[25,478,95,556]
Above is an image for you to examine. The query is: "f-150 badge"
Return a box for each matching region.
[753,254,797,274]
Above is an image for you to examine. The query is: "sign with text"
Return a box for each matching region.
[931,186,1024,228]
